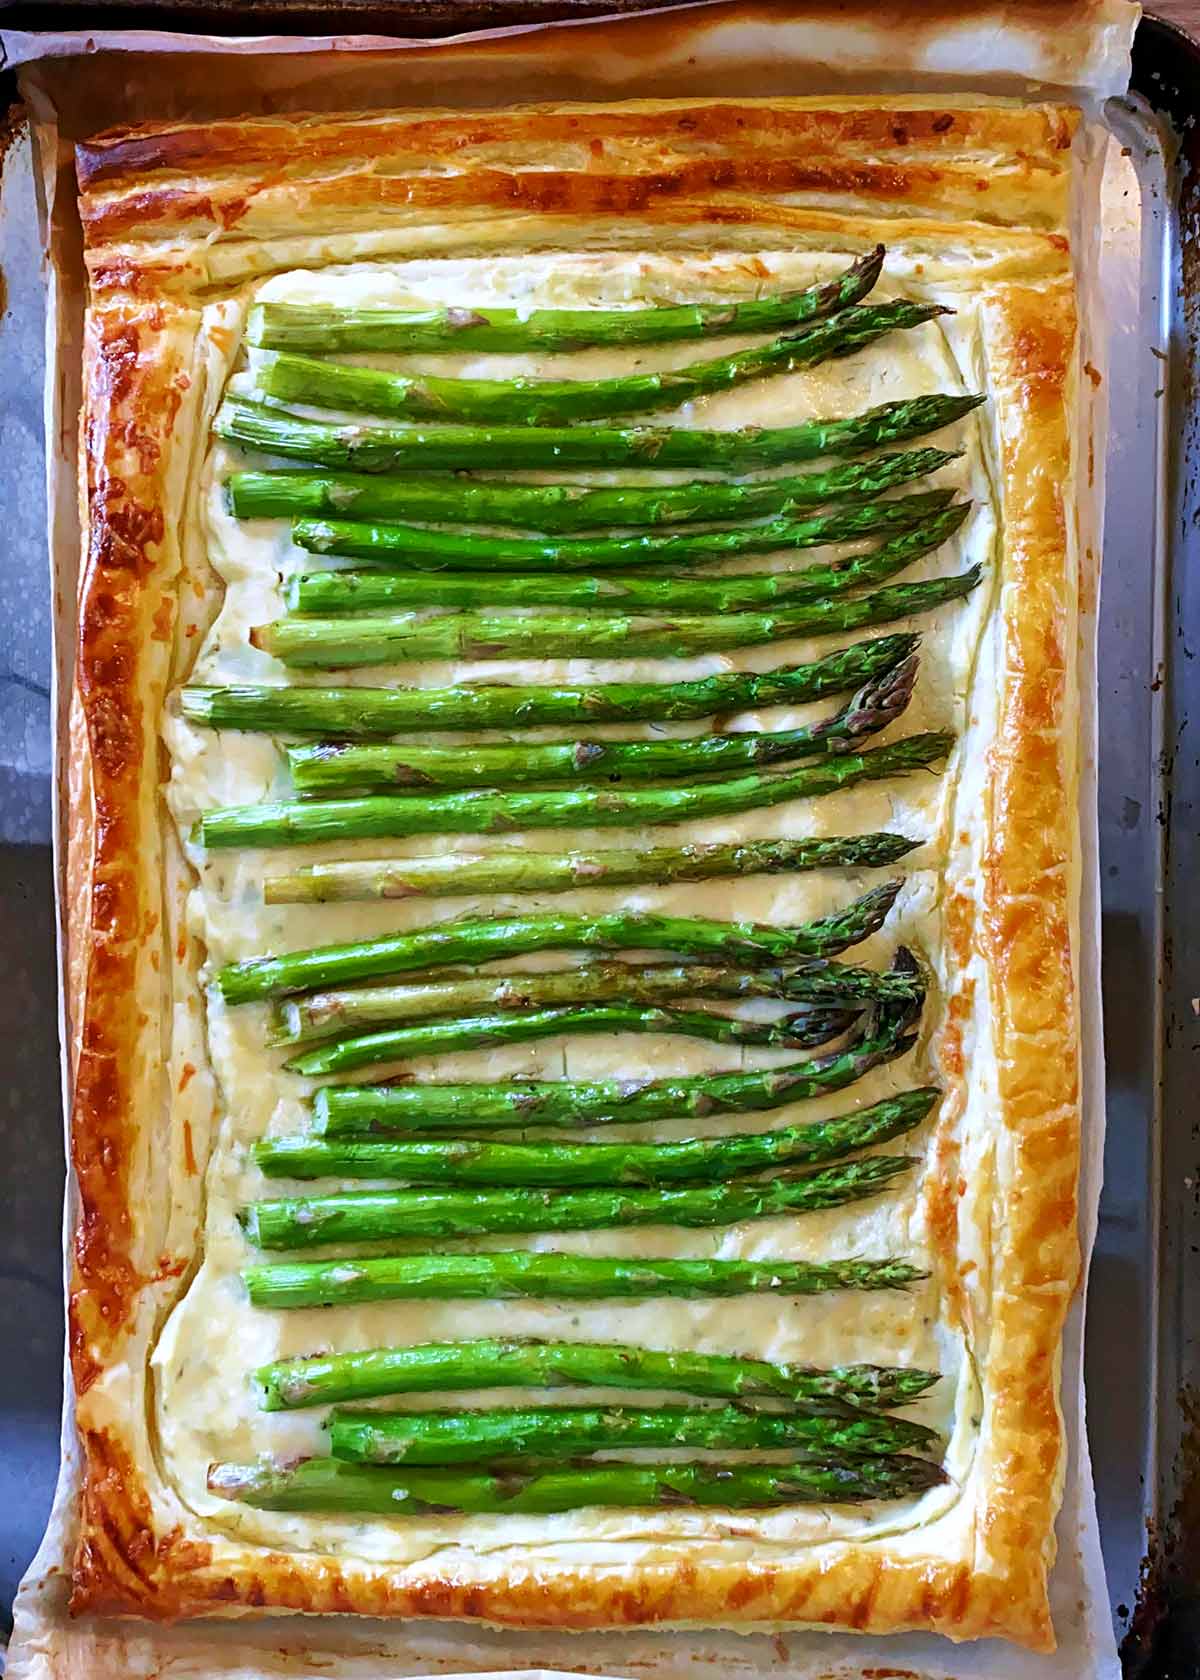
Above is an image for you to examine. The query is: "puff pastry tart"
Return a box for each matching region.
[69,96,1083,1649]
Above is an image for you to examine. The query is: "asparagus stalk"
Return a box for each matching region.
[229,446,956,532]
[213,392,985,473]
[240,1154,916,1248]
[284,658,916,797]
[251,567,980,668]
[287,504,969,607]
[252,302,949,429]
[256,1336,941,1413]
[255,1088,936,1184]
[199,732,952,850]
[265,833,920,911]
[290,492,958,586]
[279,999,860,1078]
[216,883,905,1003]
[246,250,885,354]
[328,1400,939,1465]
[269,952,918,1046]
[311,988,921,1137]
[180,630,916,737]
[242,1250,928,1309]
[209,1452,946,1515]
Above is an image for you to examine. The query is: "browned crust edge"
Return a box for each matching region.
[74,98,1077,301]
[973,278,1082,1635]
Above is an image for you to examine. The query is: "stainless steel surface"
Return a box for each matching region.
[0,117,51,844]
[0,108,64,1640]
[1117,18,1200,1674]
[1087,93,1173,1656]
[0,17,1195,1667]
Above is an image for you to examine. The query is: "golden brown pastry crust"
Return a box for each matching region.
[68,97,1083,1650]
[77,98,1076,297]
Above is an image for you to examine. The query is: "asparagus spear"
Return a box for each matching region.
[180,630,915,737]
[246,250,885,354]
[213,392,985,473]
[252,303,949,428]
[269,952,917,1046]
[242,1250,928,1309]
[328,1400,939,1465]
[199,732,952,850]
[251,567,980,668]
[265,833,920,910]
[255,1088,936,1183]
[288,491,957,585]
[216,883,904,1003]
[209,1452,946,1514]
[284,658,916,796]
[287,505,969,608]
[229,446,956,531]
[256,1336,941,1413]
[240,1154,916,1248]
[279,999,860,1078]
[311,989,921,1137]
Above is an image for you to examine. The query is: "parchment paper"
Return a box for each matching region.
[1,5,1138,1674]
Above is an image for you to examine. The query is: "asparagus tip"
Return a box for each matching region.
[834,653,920,751]
[875,876,904,913]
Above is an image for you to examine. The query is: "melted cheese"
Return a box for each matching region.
[153,250,996,1567]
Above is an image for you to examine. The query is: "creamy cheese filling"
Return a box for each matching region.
[153,250,996,1568]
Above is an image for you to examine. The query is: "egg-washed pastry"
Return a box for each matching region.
[68,97,1084,1649]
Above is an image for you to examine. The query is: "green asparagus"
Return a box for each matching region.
[288,490,958,581]
[240,1154,916,1248]
[216,884,905,1003]
[255,1088,936,1184]
[251,567,980,668]
[199,733,952,850]
[253,302,949,428]
[279,999,860,1078]
[286,504,969,607]
[255,1336,940,1412]
[242,1250,928,1309]
[246,250,885,354]
[213,392,985,473]
[229,446,956,531]
[259,573,958,679]
[284,658,916,796]
[311,989,921,1136]
[327,1400,939,1465]
[268,951,918,1046]
[181,630,916,736]
[209,1452,946,1514]
[264,833,920,910]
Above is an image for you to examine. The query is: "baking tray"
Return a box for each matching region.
[0,7,1194,1671]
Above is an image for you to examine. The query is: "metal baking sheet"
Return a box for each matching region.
[1105,19,1200,1674]
[0,7,1195,1668]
